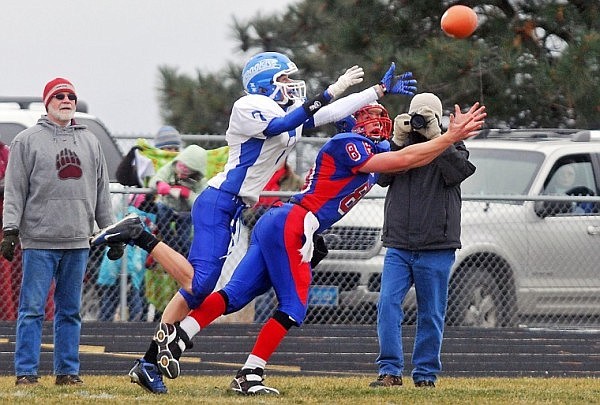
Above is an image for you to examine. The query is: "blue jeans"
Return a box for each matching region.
[375,247,454,383]
[15,248,89,376]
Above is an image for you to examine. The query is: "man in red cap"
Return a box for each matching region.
[1,77,120,386]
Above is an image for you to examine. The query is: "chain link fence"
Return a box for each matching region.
[1,135,599,328]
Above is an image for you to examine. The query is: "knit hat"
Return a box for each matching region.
[154,126,182,150]
[43,78,76,110]
[409,93,443,124]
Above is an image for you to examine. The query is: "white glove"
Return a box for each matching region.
[392,113,412,146]
[413,106,442,140]
[327,65,364,99]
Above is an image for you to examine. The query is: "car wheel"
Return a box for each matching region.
[447,269,503,328]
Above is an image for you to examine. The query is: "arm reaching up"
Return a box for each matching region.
[360,102,486,173]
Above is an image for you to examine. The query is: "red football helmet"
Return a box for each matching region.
[352,102,392,142]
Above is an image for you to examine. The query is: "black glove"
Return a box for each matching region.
[310,234,328,269]
[1,228,19,261]
[107,243,125,260]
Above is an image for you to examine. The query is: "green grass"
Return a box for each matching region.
[1,376,599,404]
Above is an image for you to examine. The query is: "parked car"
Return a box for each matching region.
[309,129,600,327]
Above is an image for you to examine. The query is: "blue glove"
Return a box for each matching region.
[380,62,417,96]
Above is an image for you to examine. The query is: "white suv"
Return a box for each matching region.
[310,129,600,327]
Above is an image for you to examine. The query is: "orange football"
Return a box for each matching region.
[441,5,478,39]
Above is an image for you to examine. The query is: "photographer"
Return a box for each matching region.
[371,93,476,388]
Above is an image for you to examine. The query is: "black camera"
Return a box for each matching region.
[409,113,427,130]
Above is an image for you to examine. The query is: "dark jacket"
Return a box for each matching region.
[378,132,475,250]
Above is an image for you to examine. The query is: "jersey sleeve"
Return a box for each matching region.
[324,134,377,174]
[227,95,286,139]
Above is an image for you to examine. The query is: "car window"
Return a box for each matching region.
[539,155,598,216]
[0,123,27,144]
[463,148,544,196]
[544,156,597,196]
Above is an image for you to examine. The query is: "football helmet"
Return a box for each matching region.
[352,102,392,142]
[241,52,306,105]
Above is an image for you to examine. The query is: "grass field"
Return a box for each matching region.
[1,375,599,404]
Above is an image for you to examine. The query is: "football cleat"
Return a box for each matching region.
[90,213,144,246]
[128,358,167,394]
[230,367,280,395]
[154,322,193,379]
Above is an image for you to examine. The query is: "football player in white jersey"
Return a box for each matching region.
[91,51,417,394]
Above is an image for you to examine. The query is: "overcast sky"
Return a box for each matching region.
[0,0,297,135]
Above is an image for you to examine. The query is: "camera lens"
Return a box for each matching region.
[410,114,427,130]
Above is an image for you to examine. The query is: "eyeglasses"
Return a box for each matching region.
[54,93,77,101]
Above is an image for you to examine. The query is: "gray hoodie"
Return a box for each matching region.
[3,116,114,249]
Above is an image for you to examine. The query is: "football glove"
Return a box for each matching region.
[327,65,364,99]
[380,63,417,96]
[106,243,125,260]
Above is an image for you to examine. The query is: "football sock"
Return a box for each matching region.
[249,317,288,363]
[179,316,201,339]
[143,340,159,365]
[243,354,266,370]
[188,291,227,329]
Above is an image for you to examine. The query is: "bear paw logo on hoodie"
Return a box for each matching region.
[56,148,82,180]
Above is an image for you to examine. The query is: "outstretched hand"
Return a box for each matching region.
[446,102,487,142]
[380,62,417,96]
[327,65,365,99]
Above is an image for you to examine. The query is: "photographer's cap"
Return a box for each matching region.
[409,93,442,123]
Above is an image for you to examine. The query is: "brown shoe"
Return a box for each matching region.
[55,375,84,385]
[15,375,39,386]
[369,374,403,387]
[414,380,435,388]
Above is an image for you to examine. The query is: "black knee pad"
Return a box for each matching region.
[216,290,230,309]
[272,310,297,330]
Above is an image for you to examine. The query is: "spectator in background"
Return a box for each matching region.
[96,208,157,321]
[148,144,208,257]
[370,93,476,389]
[540,160,596,215]
[115,125,182,190]
[0,135,17,320]
[242,158,304,229]
[112,126,183,322]
[0,78,120,386]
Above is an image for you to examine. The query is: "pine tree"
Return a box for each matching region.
[158,0,600,133]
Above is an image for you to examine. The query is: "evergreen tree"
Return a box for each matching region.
[158,0,600,133]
